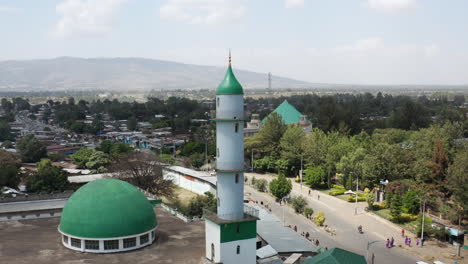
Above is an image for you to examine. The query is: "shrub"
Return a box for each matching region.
[290,195,307,214]
[402,189,420,215]
[364,188,370,193]
[295,176,300,182]
[314,211,326,226]
[347,195,366,202]
[251,176,257,185]
[367,191,376,210]
[244,176,248,183]
[331,184,345,190]
[398,213,418,223]
[255,179,268,192]
[329,189,345,196]
[303,207,314,218]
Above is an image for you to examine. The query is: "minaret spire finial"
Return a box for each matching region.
[229,49,231,65]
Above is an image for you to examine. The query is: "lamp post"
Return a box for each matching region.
[366,240,382,264]
[251,149,254,172]
[420,198,426,247]
[281,195,289,226]
[300,155,303,193]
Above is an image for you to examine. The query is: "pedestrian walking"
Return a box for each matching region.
[390,237,394,247]
[408,238,411,247]
[318,194,320,200]
[315,239,320,247]
[386,238,390,248]
[294,225,297,232]
[308,189,311,196]
[401,228,405,237]
[306,232,310,239]
[416,238,419,246]
[405,236,408,246]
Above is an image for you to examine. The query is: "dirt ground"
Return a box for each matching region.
[0,207,206,264]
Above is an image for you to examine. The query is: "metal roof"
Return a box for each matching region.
[248,204,318,254]
[257,245,278,259]
[262,100,304,125]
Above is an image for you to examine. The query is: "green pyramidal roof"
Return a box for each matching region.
[262,100,304,124]
[217,64,244,95]
[304,248,366,264]
[59,178,157,238]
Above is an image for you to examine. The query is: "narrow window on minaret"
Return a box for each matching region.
[217,148,219,157]
[217,97,219,107]
[235,174,239,183]
[235,123,239,133]
[236,224,240,233]
[236,245,240,254]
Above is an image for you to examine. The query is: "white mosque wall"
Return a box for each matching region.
[205,220,221,263]
[219,238,257,264]
[162,168,216,196]
[216,95,243,120]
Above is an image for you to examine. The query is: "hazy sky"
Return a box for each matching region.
[1,0,467,85]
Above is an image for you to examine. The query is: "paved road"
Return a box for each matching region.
[245,173,420,264]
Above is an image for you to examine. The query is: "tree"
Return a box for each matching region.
[85,151,111,172]
[269,174,292,199]
[402,189,420,215]
[427,139,448,185]
[280,125,305,170]
[447,151,468,219]
[257,112,287,156]
[189,152,205,168]
[290,195,307,213]
[71,147,93,168]
[127,116,138,131]
[26,159,68,193]
[303,207,314,219]
[185,192,217,217]
[0,150,20,188]
[1,140,13,149]
[304,166,326,188]
[16,134,47,163]
[367,191,376,211]
[390,193,403,222]
[0,121,13,141]
[110,152,176,199]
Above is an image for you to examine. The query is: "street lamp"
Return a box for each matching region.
[300,155,303,193]
[281,195,290,226]
[366,240,383,264]
[420,197,426,247]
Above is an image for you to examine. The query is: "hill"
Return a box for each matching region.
[0,57,310,92]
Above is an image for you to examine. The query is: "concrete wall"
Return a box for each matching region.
[0,210,61,222]
[163,169,216,196]
[220,238,257,264]
[216,95,243,120]
[205,220,221,262]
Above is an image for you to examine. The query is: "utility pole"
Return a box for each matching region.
[300,155,303,193]
[421,199,426,247]
[251,149,254,172]
[355,176,359,215]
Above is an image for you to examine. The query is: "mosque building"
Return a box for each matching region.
[58,178,158,253]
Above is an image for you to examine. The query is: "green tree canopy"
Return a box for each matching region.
[0,150,20,188]
[447,151,468,217]
[0,121,13,141]
[269,174,292,200]
[304,166,326,188]
[16,134,47,163]
[27,159,68,193]
[71,147,93,168]
[257,112,287,156]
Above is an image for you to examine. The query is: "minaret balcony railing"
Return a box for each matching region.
[203,206,259,224]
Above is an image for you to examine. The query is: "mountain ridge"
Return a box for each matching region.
[0,57,310,92]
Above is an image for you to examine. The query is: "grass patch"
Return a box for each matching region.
[161,186,200,207]
[373,208,392,220]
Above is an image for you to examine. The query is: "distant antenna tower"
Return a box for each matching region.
[268,72,272,92]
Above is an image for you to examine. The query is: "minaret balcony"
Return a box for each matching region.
[203,206,259,224]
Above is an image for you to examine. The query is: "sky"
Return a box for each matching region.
[0,0,467,85]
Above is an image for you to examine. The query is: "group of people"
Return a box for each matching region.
[307,189,320,200]
[385,237,395,248]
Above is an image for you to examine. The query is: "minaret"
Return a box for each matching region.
[204,52,258,264]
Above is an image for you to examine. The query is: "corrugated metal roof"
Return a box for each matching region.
[248,204,317,254]
[303,248,366,264]
[262,100,303,125]
[257,245,278,259]
[166,166,217,185]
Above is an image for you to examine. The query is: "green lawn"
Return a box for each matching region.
[372,208,419,233]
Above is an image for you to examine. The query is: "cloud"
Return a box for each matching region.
[0,7,20,13]
[367,0,417,12]
[53,0,128,38]
[285,0,305,8]
[151,39,468,85]
[159,0,245,25]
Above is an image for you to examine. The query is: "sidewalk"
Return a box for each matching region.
[245,172,465,264]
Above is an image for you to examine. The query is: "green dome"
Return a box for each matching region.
[216,64,244,95]
[59,178,157,239]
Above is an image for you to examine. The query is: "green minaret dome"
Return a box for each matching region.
[216,63,244,95]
